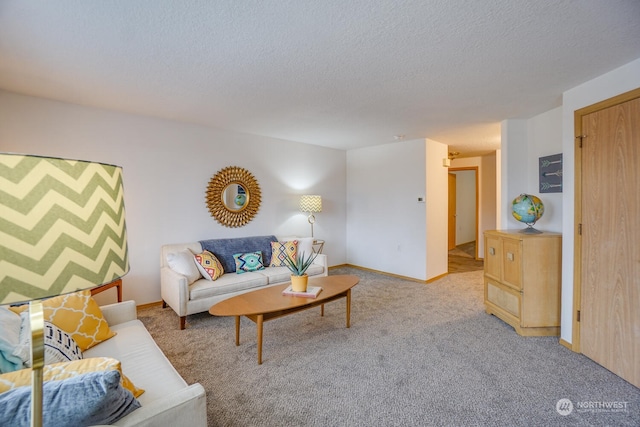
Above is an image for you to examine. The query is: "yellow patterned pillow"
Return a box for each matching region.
[10,291,115,351]
[270,241,298,267]
[0,357,144,398]
[194,250,224,281]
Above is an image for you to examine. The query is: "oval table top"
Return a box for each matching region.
[209,274,359,317]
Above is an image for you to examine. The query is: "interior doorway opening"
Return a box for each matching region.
[448,167,483,273]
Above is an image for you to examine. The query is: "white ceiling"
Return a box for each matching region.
[1,1,639,155]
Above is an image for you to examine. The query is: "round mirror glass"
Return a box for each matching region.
[222,183,248,211]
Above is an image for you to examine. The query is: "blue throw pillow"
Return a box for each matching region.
[0,369,140,427]
[233,251,265,274]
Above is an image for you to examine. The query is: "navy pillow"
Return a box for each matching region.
[0,369,140,427]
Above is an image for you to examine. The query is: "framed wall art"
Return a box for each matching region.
[539,153,563,193]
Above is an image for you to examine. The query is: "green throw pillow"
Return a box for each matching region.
[233,251,264,274]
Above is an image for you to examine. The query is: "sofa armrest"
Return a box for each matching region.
[99,301,137,326]
[160,267,190,317]
[100,383,207,427]
[313,254,328,277]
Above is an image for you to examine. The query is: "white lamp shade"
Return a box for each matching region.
[0,154,130,305]
[299,195,322,213]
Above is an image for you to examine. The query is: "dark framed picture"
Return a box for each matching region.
[539,153,563,193]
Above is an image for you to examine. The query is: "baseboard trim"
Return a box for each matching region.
[333,264,428,284]
[559,338,575,352]
[137,301,163,310]
[426,272,448,283]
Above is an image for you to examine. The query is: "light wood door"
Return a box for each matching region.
[448,173,456,250]
[579,92,640,387]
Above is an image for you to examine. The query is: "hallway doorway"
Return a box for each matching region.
[447,167,480,273]
[448,241,483,273]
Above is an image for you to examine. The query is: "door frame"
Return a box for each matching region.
[572,87,640,352]
[448,173,457,251]
[447,167,479,259]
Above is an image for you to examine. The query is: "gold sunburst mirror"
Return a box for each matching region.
[206,166,261,227]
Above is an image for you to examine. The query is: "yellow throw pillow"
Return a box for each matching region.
[194,250,224,280]
[0,357,144,398]
[10,290,115,351]
[270,241,298,267]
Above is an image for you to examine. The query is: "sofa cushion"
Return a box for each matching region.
[189,273,269,300]
[233,251,265,273]
[84,319,188,406]
[200,235,277,272]
[194,250,224,280]
[166,249,201,284]
[256,266,293,284]
[10,291,115,351]
[270,240,298,267]
[0,369,140,427]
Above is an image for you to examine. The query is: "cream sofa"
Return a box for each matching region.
[160,235,328,329]
[88,300,207,426]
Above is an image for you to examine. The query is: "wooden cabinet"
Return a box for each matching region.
[483,230,562,336]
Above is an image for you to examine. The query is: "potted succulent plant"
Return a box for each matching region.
[283,251,318,292]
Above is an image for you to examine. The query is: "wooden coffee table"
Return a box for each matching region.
[209,274,358,364]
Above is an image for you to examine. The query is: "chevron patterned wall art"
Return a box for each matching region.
[0,154,129,305]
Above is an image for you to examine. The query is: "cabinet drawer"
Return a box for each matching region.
[485,279,521,318]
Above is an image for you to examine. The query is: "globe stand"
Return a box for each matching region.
[520,223,543,234]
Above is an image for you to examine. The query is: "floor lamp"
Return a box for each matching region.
[0,153,130,427]
[299,195,322,238]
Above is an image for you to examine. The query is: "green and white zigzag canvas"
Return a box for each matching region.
[0,154,129,304]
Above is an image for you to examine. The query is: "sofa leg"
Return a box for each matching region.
[162,300,167,308]
[180,316,186,330]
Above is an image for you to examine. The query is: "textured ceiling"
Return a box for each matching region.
[1,1,639,155]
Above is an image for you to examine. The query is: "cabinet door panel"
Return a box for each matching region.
[502,238,522,289]
[484,235,502,280]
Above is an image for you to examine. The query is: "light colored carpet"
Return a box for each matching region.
[138,267,640,426]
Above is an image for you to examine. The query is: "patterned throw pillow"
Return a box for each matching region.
[0,357,144,398]
[10,291,115,351]
[13,315,83,367]
[233,251,264,274]
[193,250,224,281]
[270,241,297,267]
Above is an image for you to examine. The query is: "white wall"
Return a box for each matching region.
[449,154,497,258]
[0,91,347,306]
[426,139,448,280]
[500,109,563,233]
[560,57,640,344]
[346,139,427,280]
[500,119,529,229]
[527,107,563,232]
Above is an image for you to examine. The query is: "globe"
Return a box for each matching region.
[234,194,247,207]
[512,194,544,233]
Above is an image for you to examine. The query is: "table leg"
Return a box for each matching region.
[235,316,240,346]
[116,281,122,302]
[346,289,351,328]
[321,304,324,317]
[257,314,264,365]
